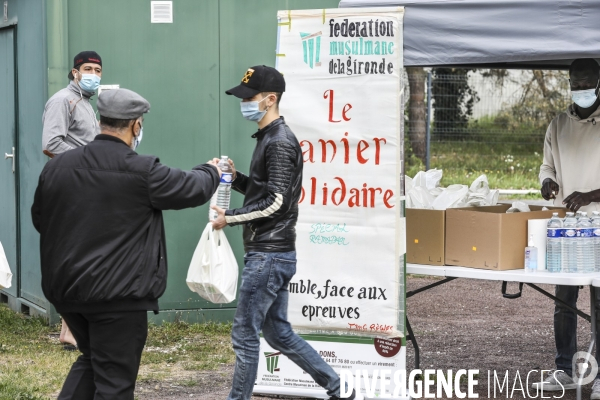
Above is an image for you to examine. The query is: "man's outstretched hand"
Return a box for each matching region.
[211,205,227,230]
[207,158,222,178]
[541,178,559,200]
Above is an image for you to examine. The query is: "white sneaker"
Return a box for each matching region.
[531,370,577,391]
[591,378,600,400]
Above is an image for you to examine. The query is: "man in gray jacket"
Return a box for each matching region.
[42,50,103,156]
[41,50,103,348]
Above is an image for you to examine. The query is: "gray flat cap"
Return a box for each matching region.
[97,88,150,119]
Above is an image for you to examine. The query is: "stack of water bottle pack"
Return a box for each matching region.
[540,211,600,273]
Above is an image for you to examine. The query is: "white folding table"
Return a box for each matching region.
[406,264,600,400]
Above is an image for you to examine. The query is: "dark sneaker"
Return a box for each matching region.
[591,378,600,399]
[531,369,577,391]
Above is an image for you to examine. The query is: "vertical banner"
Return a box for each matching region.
[254,7,406,400]
[279,7,404,339]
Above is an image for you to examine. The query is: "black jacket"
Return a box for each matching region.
[224,117,303,253]
[31,134,220,314]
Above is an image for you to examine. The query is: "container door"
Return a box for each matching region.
[0,27,18,298]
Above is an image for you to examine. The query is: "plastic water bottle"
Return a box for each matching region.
[524,234,538,273]
[577,212,595,273]
[563,212,578,273]
[208,156,233,221]
[546,213,563,273]
[592,211,600,272]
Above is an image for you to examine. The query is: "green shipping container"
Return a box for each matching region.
[0,0,339,325]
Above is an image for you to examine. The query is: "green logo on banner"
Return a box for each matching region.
[300,32,322,69]
[264,351,282,373]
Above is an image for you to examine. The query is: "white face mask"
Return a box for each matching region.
[131,122,143,150]
[572,80,600,109]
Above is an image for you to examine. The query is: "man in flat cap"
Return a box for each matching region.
[42,50,103,156]
[212,66,358,400]
[32,88,221,400]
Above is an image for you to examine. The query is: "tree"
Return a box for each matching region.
[431,68,479,139]
[491,69,569,132]
[406,67,427,162]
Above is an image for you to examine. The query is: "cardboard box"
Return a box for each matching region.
[444,205,567,270]
[406,208,445,266]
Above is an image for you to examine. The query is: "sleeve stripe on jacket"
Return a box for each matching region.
[225,194,284,224]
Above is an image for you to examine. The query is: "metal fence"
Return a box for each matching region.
[405,69,570,190]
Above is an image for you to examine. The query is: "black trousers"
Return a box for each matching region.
[58,311,148,400]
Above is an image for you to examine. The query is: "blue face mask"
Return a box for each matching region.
[572,81,599,109]
[240,96,270,122]
[78,73,101,93]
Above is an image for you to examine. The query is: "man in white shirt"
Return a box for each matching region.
[535,58,600,398]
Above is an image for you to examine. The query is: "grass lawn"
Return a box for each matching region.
[405,116,547,193]
[0,304,234,399]
[406,142,545,193]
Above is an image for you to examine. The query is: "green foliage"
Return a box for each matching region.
[431,68,480,136]
[142,321,234,371]
[0,304,74,400]
[407,115,545,190]
[493,70,569,131]
[404,69,569,192]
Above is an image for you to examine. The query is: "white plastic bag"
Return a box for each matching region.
[506,201,531,213]
[486,189,499,206]
[186,223,238,304]
[405,175,414,193]
[408,186,435,209]
[0,241,13,290]
[413,169,443,191]
[469,174,489,195]
[424,169,443,190]
[431,184,469,210]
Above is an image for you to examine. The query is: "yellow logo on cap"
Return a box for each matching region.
[242,68,255,83]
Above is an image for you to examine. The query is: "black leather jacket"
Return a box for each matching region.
[225,117,303,253]
[32,134,219,313]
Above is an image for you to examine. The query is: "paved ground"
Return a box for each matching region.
[135,276,595,399]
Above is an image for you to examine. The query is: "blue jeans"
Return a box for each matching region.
[227,251,341,400]
[554,285,600,377]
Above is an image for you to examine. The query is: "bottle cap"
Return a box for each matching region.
[528,234,535,247]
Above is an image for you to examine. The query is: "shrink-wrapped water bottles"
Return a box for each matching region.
[562,212,578,273]
[592,211,600,272]
[576,211,595,273]
[546,213,563,273]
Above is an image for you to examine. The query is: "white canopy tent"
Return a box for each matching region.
[338,0,600,69]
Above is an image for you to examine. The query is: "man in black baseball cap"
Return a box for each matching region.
[67,51,102,80]
[212,66,357,400]
[43,50,103,156]
[41,49,104,351]
[225,64,285,99]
